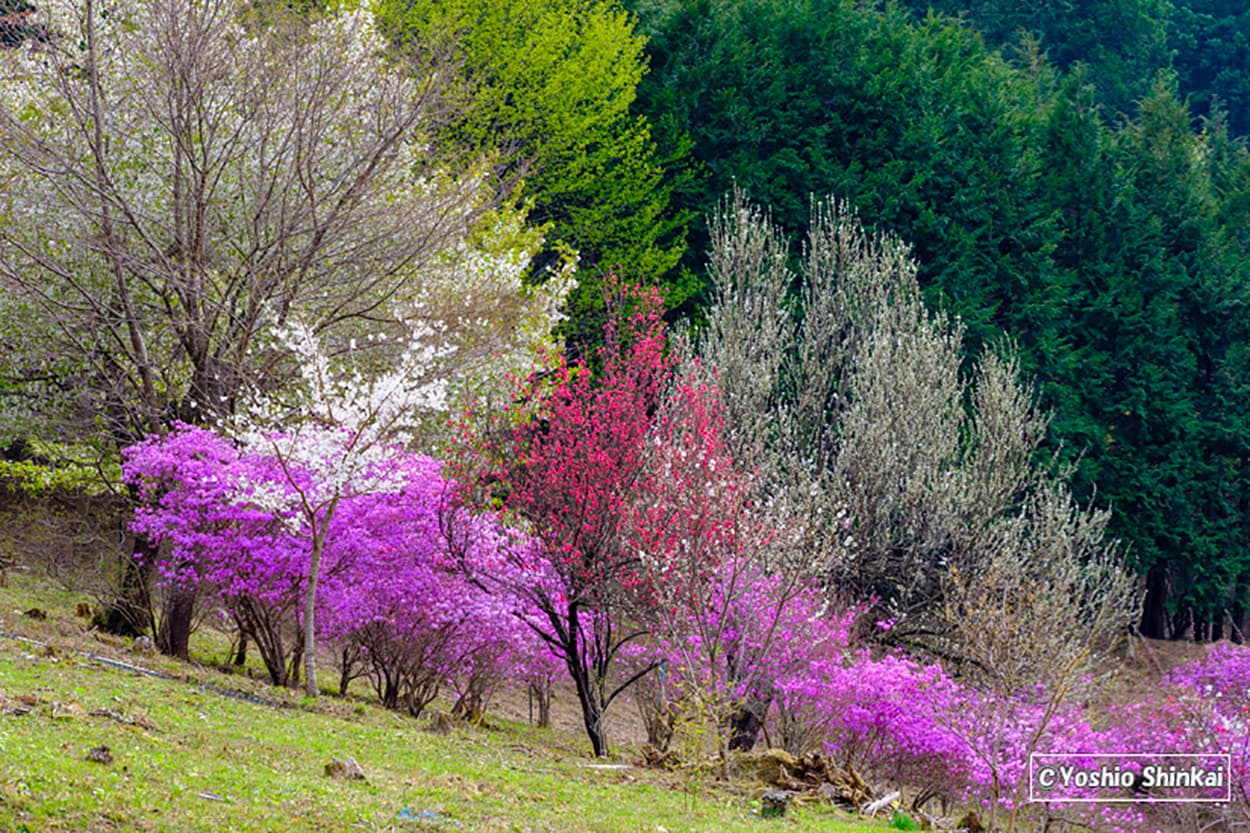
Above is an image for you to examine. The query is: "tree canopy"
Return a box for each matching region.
[377,0,691,345]
[626,0,1250,639]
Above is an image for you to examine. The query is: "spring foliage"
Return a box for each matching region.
[0,0,571,445]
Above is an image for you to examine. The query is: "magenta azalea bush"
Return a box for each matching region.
[122,423,559,710]
[120,407,1249,833]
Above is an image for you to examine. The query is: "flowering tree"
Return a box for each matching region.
[458,281,738,756]
[643,571,851,771]
[1161,643,1250,826]
[125,423,551,708]
[320,527,530,719]
[0,0,518,434]
[585,365,752,764]
[124,425,316,685]
[0,0,572,653]
[226,315,447,696]
[318,466,544,717]
[638,356,866,755]
[773,617,973,803]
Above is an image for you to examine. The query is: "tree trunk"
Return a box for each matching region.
[1231,573,1248,644]
[529,682,552,729]
[233,630,248,667]
[1172,605,1192,641]
[452,674,488,724]
[96,535,155,638]
[546,602,611,755]
[1139,565,1169,639]
[238,601,289,687]
[157,586,196,660]
[566,656,608,757]
[726,692,771,752]
[303,499,340,698]
[577,678,608,757]
[337,645,363,696]
[286,630,303,688]
[303,533,321,697]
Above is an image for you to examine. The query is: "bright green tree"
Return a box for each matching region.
[378,0,691,343]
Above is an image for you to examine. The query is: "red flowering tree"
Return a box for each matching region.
[459,281,734,756]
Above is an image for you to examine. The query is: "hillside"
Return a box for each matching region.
[0,571,888,833]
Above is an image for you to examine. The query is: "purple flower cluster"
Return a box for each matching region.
[123,423,555,708]
[121,423,1250,831]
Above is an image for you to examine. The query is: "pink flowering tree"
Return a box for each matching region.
[322,554,525,718]
[124,423,407,687]
[125,422,550,709]
[620,343,862,761]
[637,574,847,771]
[644,567,844,764]
[458,280,846,759]
[1160,643,1250,826]
[436,515,567,724]
[317,471,548,718]
[774,628,974,809]
[457,280,744,757]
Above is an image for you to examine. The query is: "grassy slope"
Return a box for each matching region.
[0,572,888,833]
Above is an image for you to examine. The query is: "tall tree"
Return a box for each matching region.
[1107,79,1250,637]
[378,0,691,344]
[0,0,507,439]
[0,0,569,652]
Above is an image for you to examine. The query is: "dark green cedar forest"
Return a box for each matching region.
[1,0,1248,640]
[625,0,1250,641]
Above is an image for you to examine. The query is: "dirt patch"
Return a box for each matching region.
[487,678,649,752]
[1095,635,1227,713]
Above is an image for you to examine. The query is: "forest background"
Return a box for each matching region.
[1,0,1248,643]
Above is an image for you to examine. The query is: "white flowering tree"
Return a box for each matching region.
[234,229,571,696]
[229,318,450,698]
[0,0,572,653]
[0,0,565,434]
[699,192,1137,770]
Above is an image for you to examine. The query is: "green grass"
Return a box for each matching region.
[0,572,889,833]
